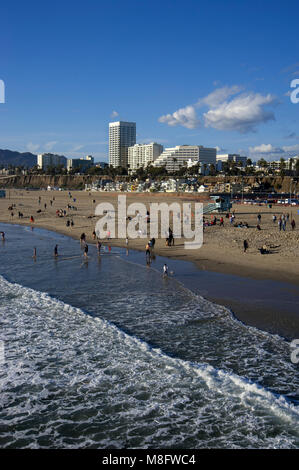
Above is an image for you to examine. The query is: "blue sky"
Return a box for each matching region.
[0,0,299,162]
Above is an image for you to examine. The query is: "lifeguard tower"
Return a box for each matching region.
[203,195,232,214]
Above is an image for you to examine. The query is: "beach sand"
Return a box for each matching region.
[1,189,299,285]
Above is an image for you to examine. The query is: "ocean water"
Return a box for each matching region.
[0,223,298,449]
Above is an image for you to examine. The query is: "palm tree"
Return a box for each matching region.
[279,157,286,176]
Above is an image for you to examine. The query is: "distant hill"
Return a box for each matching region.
[0,149,37,168]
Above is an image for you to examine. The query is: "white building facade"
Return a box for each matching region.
[37,153,67,170]
[109,121,136,168]
[128,143,163,171]
[216,154,247,171]
[153,145,216,173]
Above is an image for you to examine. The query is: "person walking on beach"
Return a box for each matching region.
[272,214,276,223]
[278,219,282,231]
[291,219,296,231]
[282,219,286,231]
[243,240,249,252]
[257,214,261,224]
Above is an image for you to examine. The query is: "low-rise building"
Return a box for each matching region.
[153,145,216,172]
[216,154,247,171]
[67,155,94,173]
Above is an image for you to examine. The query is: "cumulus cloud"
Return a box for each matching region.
[159,86,276,134]
[158,105,200,129]
[111,110,119,118]
[203,93,276,133]
[249,144,283,154]
[282,144,299,153]
[197,85,242,108]
[249,143,299,159]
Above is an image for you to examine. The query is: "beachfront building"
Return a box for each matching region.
[67,155,94,173]
[128,143,163,171]
[153,145,216,173]
[109,121,136,168]
[37,153,67,171]
[216,154,247,171]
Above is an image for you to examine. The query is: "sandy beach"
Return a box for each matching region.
[1,189,299,286]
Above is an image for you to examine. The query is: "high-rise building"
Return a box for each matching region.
[37,153,67,170]
[128,143,163,171]
[153,145,216,173]
[109,121,136,168]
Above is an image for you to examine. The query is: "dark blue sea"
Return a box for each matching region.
[0,223,298,448]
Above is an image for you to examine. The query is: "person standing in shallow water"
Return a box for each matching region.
[54,245,58,257]
[163,264,168,276]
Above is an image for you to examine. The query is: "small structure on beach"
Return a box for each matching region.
[204,195,232,214]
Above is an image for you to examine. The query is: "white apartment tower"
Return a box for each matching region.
[109,121,136,168]
[128,143,163,171]
[37,153,67,170]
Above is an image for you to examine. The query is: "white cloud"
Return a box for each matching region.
[197,85,242,108]
[158,86,276,134]
[44,141,58,151]
[158,105,200,129]
[111,110,119,118]
[282,144,299,153]
[249,143,299,159]
[204,93,276,133]
[249,144,282,154]
[26,142,40,153]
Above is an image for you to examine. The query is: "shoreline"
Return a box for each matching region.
[2,218,299,287]
[1,189,299,339]
[1,219,299,340]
